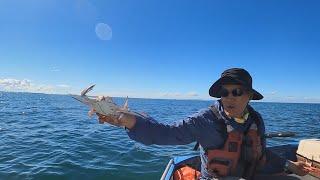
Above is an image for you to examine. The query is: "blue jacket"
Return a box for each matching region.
[127,100,286,178]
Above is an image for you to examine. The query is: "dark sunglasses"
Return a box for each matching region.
[220,88,245,97]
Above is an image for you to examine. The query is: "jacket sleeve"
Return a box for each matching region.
[126,109,223,146]
[259,149,286,174]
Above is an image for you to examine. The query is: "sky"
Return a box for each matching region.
[0,0,320,103]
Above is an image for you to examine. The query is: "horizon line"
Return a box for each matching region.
[1,90,320,104]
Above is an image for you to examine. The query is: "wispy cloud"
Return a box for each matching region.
[263,93,320,103]
[264,91,277,96]
[286,95,295,98]
[57,84,71,88]
[50,67,60,72]
[0,78,71,94]
[0,79,36,91]
[160,92,199,99]
[162,92,182,97]
[302,97,320,103]
[270,91,277,95]
[186,92,199,97]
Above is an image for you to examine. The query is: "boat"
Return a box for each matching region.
[161,140,320,180]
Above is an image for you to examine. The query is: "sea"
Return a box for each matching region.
[0,92,319,180]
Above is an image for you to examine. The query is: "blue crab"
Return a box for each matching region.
[71,84,136,118]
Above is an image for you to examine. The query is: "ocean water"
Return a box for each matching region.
[0,92,319,180]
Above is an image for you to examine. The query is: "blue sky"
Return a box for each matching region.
[0,0,320,103]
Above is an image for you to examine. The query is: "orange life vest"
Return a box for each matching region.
[206,107,266,179]
[173,166,201,180]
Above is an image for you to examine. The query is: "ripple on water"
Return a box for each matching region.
[0,93,319,179]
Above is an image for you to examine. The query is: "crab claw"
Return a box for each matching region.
[123,96,129,110]
[81,84,95,96]
[97,95,106,101]
[88,108,96,118]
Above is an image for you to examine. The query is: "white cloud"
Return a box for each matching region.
[285,96,295,99]
[0,78,71,94]
[160,92,199,99]
[50,67,60,72]
[262,94,320,103]
[186,92,199,97]
[162,92,182,97]
[270,91,277,95]
[302,97,320,103]
[0,79,33,91]
[57,84,71,88]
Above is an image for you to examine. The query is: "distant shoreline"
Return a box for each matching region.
[1,90,319,105]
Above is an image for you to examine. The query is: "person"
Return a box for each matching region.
[97,68,313,179]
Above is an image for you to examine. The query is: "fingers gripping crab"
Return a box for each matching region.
[71,84,137,119]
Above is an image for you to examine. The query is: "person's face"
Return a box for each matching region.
[220,84,251,118]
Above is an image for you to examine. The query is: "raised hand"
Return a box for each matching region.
[96,112,137,129]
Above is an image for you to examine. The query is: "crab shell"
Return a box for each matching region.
[89,96,121,117]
